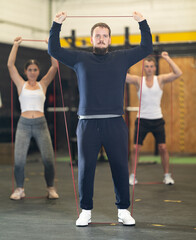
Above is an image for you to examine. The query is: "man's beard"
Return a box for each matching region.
[93,47,108,55]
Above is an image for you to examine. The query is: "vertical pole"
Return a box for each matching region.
[154,35,160,156]
[124,27,131,158]
[48,0,52,30]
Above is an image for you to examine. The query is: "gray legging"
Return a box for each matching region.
[14,116,55,188]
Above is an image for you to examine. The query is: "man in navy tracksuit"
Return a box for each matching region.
[48,11,152,227]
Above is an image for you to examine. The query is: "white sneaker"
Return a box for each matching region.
[118,209,135,226]
[10,188,25,200]
[76,210,91,227]
[129,173,138,185]
[163,173,175,185]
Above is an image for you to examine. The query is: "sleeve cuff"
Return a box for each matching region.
[139,20,150,30]
[52,21,62,30]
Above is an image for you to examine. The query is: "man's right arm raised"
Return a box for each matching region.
[48,11,78,69]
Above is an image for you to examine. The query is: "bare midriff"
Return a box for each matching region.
[21,111,44,119]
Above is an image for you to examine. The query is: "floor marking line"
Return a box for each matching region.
[164,200,182,203]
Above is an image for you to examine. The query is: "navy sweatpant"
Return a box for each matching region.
[76,117,130,210]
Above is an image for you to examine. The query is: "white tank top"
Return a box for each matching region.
[137,76,163,119]
[19,82,46,113]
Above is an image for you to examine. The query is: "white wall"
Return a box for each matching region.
[52,0,195,36]
[0,0,195,49]
[0,0,50,49]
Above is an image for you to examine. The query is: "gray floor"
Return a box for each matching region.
[0,159,196,240]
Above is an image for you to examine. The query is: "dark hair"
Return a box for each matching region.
[91,22,111,37]
[144,56,156,64]
[24,59,40,70]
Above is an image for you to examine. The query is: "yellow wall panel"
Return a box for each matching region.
[60,31,196,47]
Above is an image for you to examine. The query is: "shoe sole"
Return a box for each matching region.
[47,196,59,200]
[47,193,59,199]
[76,220,91,227]
[118,219,135,226]
[129,181,138,186]
[163,181,174,185]
[10,194,25,200]
[76,224,89,227]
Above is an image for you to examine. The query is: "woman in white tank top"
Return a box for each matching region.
[7,37,59,200]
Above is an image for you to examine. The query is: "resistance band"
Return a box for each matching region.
[66,15,133,18]
[131,59,145,216]
[12,35,173,221]
[22,39,46,42]
[53,76,57,187]
[10,80,47,198]
[169,69,174,176]
[130,54,175,200]
[11,81,14,193]
[56,62,79,217]
[10,39,57,199]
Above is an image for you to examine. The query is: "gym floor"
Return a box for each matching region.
[0,159,196,240]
